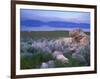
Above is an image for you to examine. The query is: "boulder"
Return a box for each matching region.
[40,60,55,68]
[52,50,69,64]
[40,62,48,68]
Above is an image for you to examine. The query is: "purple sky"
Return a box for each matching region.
[20,9,90,32]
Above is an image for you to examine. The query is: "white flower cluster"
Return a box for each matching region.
[31,37,73,54]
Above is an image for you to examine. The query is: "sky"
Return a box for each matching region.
[20,9,90,32]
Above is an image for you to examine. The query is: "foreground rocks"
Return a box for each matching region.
[40,60,55,68]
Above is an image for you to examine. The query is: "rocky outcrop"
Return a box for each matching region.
[69,28,89,47]
[69,29,90,65]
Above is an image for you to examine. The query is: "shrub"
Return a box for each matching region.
[21,51,53,69]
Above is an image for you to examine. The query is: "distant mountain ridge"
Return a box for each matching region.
[21,20,90,29]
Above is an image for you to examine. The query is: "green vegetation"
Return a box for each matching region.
[21,31,90,39]
[21,52,53,69]
[20,31,90,69]
[21,52,84,69]
[21,31,70,39]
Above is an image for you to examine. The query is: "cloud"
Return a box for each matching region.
[20,9,90,24]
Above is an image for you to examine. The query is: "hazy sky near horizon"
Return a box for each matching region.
[20,9,90,31]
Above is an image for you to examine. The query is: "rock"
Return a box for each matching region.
[47,60,55,68]
[56,54,69,64]
[40,60,55,68]
[52,50,69,64]
[40,62,48,68]
[69,28,89,47]
[68,29,90,65]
